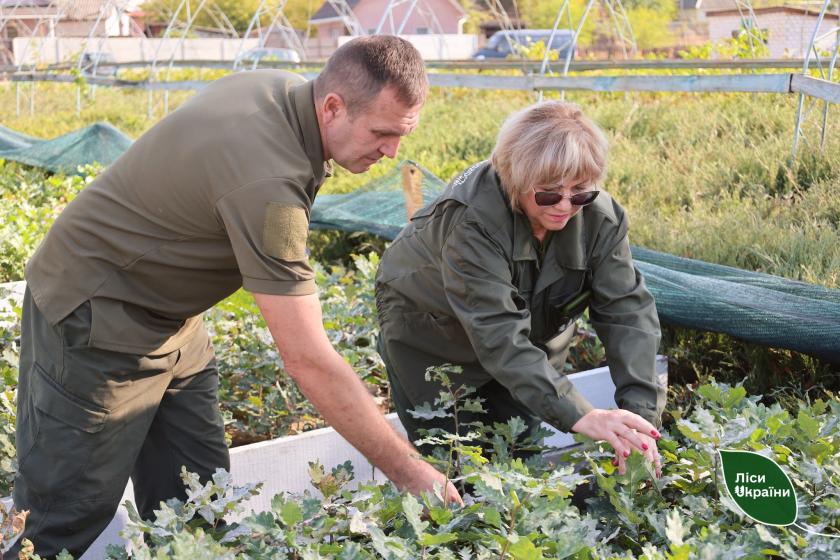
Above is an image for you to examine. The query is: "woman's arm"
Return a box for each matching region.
[587,208,665,475]
[589,212,665,423]
[441,219,662,476]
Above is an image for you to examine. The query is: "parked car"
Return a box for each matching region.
[472,29,575,60]
[234,47,301,70]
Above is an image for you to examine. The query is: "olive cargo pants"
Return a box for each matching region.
[10,289,229,558]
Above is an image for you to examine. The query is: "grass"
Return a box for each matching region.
[1,77,838,400]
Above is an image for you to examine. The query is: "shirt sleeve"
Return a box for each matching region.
[214,178,316,296]
[589,214,665,427]
[440,219,594,432]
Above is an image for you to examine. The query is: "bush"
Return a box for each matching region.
[86,371,840,558]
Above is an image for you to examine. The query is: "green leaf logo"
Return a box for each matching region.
[719,449,797,526]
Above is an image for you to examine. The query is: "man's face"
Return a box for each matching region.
[321,87,421,173]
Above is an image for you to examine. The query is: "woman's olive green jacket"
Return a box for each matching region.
[375,161,665,431]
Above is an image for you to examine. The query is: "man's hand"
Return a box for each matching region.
[393,454,463,506]
[571,408,662,477]
[253,291,463,506]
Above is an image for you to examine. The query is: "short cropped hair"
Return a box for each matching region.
[314,36,427,115]
[491,101,609,211]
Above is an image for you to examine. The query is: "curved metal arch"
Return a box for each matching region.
[325,0,365,36]
[373,0,450,58]
[12,0,77,72]
[536,0,639,101]
[232,0,305,69]
[792,0,839,158]
[732,0,764,58]
[75,0,131,76]
[0,0,29,64]
[374,0,447,36]
[146,0,214,118]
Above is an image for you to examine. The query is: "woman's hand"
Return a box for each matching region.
[571,409,662,477]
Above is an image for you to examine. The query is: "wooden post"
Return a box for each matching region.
[401,162,424,220]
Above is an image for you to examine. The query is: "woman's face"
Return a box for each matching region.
[517,178,592,241]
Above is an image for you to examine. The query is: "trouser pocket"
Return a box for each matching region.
[15,360,109,503]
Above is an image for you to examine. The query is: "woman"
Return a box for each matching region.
[375,101,665,475]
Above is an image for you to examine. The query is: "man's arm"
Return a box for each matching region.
[253,291,463,505]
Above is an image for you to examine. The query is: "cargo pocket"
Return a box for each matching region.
[17,361,108,501]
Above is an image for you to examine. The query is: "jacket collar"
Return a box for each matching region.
[512,209,537,262]
[289,80,332,185]
[551,211,588,271]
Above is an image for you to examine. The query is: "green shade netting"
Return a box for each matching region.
[2,122,838,361]
[0,125,41,151]
[311,161,840,363]
[0,122,132,174]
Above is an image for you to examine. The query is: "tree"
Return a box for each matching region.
[141,0,314,35]
[516,0,597,46]
[516,0,677,52]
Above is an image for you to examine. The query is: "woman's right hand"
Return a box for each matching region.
[571,408,662,477]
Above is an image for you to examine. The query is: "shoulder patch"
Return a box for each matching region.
[263,203,309,261]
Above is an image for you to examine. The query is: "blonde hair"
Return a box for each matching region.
[490,101,608,211]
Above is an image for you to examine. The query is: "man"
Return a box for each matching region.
[12,35,461,558]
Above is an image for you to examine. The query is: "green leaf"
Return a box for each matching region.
[695,383,723,405]
[419,532,459,546]
[508,535,545,560]
[248,511,276,530]
[723,385,747,409]
[479,472,503,492]
[796,410,820,440]
[280,500,303,526]
[718,449,797,526]
[676,419,711,444]
[461,397,486,414]
[481,506,502,528]
[428,505,453,526]
[401,494,429,537]
[407,401,450,420]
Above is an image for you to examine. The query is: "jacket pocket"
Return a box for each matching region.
[546,269,587,308]
[544,270,589,337]
[395,311,476,364]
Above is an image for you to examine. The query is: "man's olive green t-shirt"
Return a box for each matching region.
[25,70,330,354]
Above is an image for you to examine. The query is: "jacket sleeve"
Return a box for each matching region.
[440,219,594,432]
[589,213,665,427]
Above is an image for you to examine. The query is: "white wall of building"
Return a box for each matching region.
[12,37,261,65]
[707,10,838,58]
[338,33,478,60]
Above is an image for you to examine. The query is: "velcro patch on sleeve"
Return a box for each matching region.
[262,203,309,261]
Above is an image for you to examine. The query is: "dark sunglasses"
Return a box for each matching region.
[532,188,600,207]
